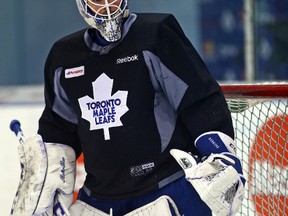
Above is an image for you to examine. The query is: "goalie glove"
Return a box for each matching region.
[11,135,76,216]
[170,131,245,216]
[194,131,246,187]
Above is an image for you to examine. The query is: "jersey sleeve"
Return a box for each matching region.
[38,45,82,158]
[153,15,234,141]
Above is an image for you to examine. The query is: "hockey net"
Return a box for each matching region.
[221,83,288,216]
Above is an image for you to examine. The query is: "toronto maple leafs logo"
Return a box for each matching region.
[78,73,129,140]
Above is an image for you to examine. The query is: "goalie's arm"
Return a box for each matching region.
[38,47,82,159]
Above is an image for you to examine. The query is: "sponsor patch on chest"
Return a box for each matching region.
[65,66,85,78]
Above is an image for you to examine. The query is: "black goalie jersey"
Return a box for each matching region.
[38,13,234,199]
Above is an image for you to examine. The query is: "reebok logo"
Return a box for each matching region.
[65,66,85,78]
[116,55,139,64]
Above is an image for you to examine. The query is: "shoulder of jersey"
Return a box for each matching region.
[135,13,176,26]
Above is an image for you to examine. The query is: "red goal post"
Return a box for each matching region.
[220,82,288,216]
[221,83,288,99]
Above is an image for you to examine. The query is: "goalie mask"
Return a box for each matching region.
[76,0,129,42]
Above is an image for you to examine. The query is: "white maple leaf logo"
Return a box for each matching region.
[78,73,129,140]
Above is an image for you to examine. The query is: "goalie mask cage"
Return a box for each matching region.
[221,83,288,216]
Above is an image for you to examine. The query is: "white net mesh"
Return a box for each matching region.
[223,84,288,216]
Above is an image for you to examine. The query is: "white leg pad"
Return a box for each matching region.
[69,196,180,216]
[124,195,180,216]
[69,200,112,216]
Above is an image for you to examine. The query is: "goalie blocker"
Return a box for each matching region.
[170,131,245,216]
[10,120,76,216]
